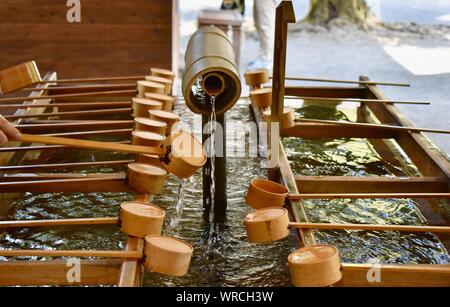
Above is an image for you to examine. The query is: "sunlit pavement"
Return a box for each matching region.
[180,1,450,155]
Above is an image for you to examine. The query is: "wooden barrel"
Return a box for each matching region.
[144,236,193,276]
[250,88,272,108]
[145,76,173,95]
[137,80,165,98]
[245,179,288,209]
[163,129,207,178]
[182,26,241,115]
[119,201,165,238]
[243,207,290,243]
[132,98,163,117]
[145,93,175,112]
[131,131,165,147]
[127,163,167,194]
[149,110,180,135]
[288,245,343,287]
[151,68,175,82]
[262,108,295,129]
[244,69,269,87]
[137,154,163,168]
[134,117,167,136]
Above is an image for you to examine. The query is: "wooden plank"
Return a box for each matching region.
[363,77,450,179]
[0,1,173,25]
[0,90,136,103]
[45,84,136,95]
[0,177,131,193]
[16,120,134,133]
[281,123,399,139]
[0,160,132,172]
[269,1,296,178]
[279,142,316,246]
[0,101,132,110]
[118,193,149,287]
[0,217,118,228]
[295,176,448,194]
[0,0,177,77]
[338,263,450,287]
[0,260,122,286]
[5,108,132,120]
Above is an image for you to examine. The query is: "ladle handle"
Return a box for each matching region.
[20,134,163,156]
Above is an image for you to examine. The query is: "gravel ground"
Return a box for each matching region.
[180,1,450,155]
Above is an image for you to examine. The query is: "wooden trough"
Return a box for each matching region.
[242,1,450,287]
[0,62,205,287]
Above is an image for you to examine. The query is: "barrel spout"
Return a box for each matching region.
[182,26,241,116]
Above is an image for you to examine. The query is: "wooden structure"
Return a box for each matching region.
[245,1,450,287]
[0,0,179,78]
[0,62,199,286]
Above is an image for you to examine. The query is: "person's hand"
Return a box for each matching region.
[0,114,21,146]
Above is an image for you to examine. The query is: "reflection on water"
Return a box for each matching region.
[0,100,448,287]
[285,100,450,264]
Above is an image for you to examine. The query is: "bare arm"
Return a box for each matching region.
[0,114,21,146]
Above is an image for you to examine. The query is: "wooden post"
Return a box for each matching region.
[268,1,296,180]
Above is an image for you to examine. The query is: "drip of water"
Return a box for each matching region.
[206,96,218,257]
[169,178,187,229]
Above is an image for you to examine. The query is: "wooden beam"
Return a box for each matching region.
[295,176,448,194]
[0,176,131,193]
[298,118,450,135]
[0,172,125,181]
[16,120,134,133]
[43,83,136,95]
[118,237,144,287]
[0,160,132,172]
[281,123,399,139]
[279,140,316,246]
[290,222,450,233]
[363,77,450,179]
[289,192,450,200]
[118,193,148,287]
[0,90,136,103]
[0,217,118,228]
[0,260,122,286]
[286,96,430,105]
[282,76,410,87]
[338,263,450,287]
[5,108,132,120]
[269,1,296,179]
[0,101,132,110]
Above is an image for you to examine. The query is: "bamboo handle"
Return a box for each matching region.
[20,134,164,155]
[34,75,146,84]
[286,96,430,105]
[0,217,118,228]
[0,249,142,259]
[289,222,450,233]
[298,118,450,134]
[279,76,410,87]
